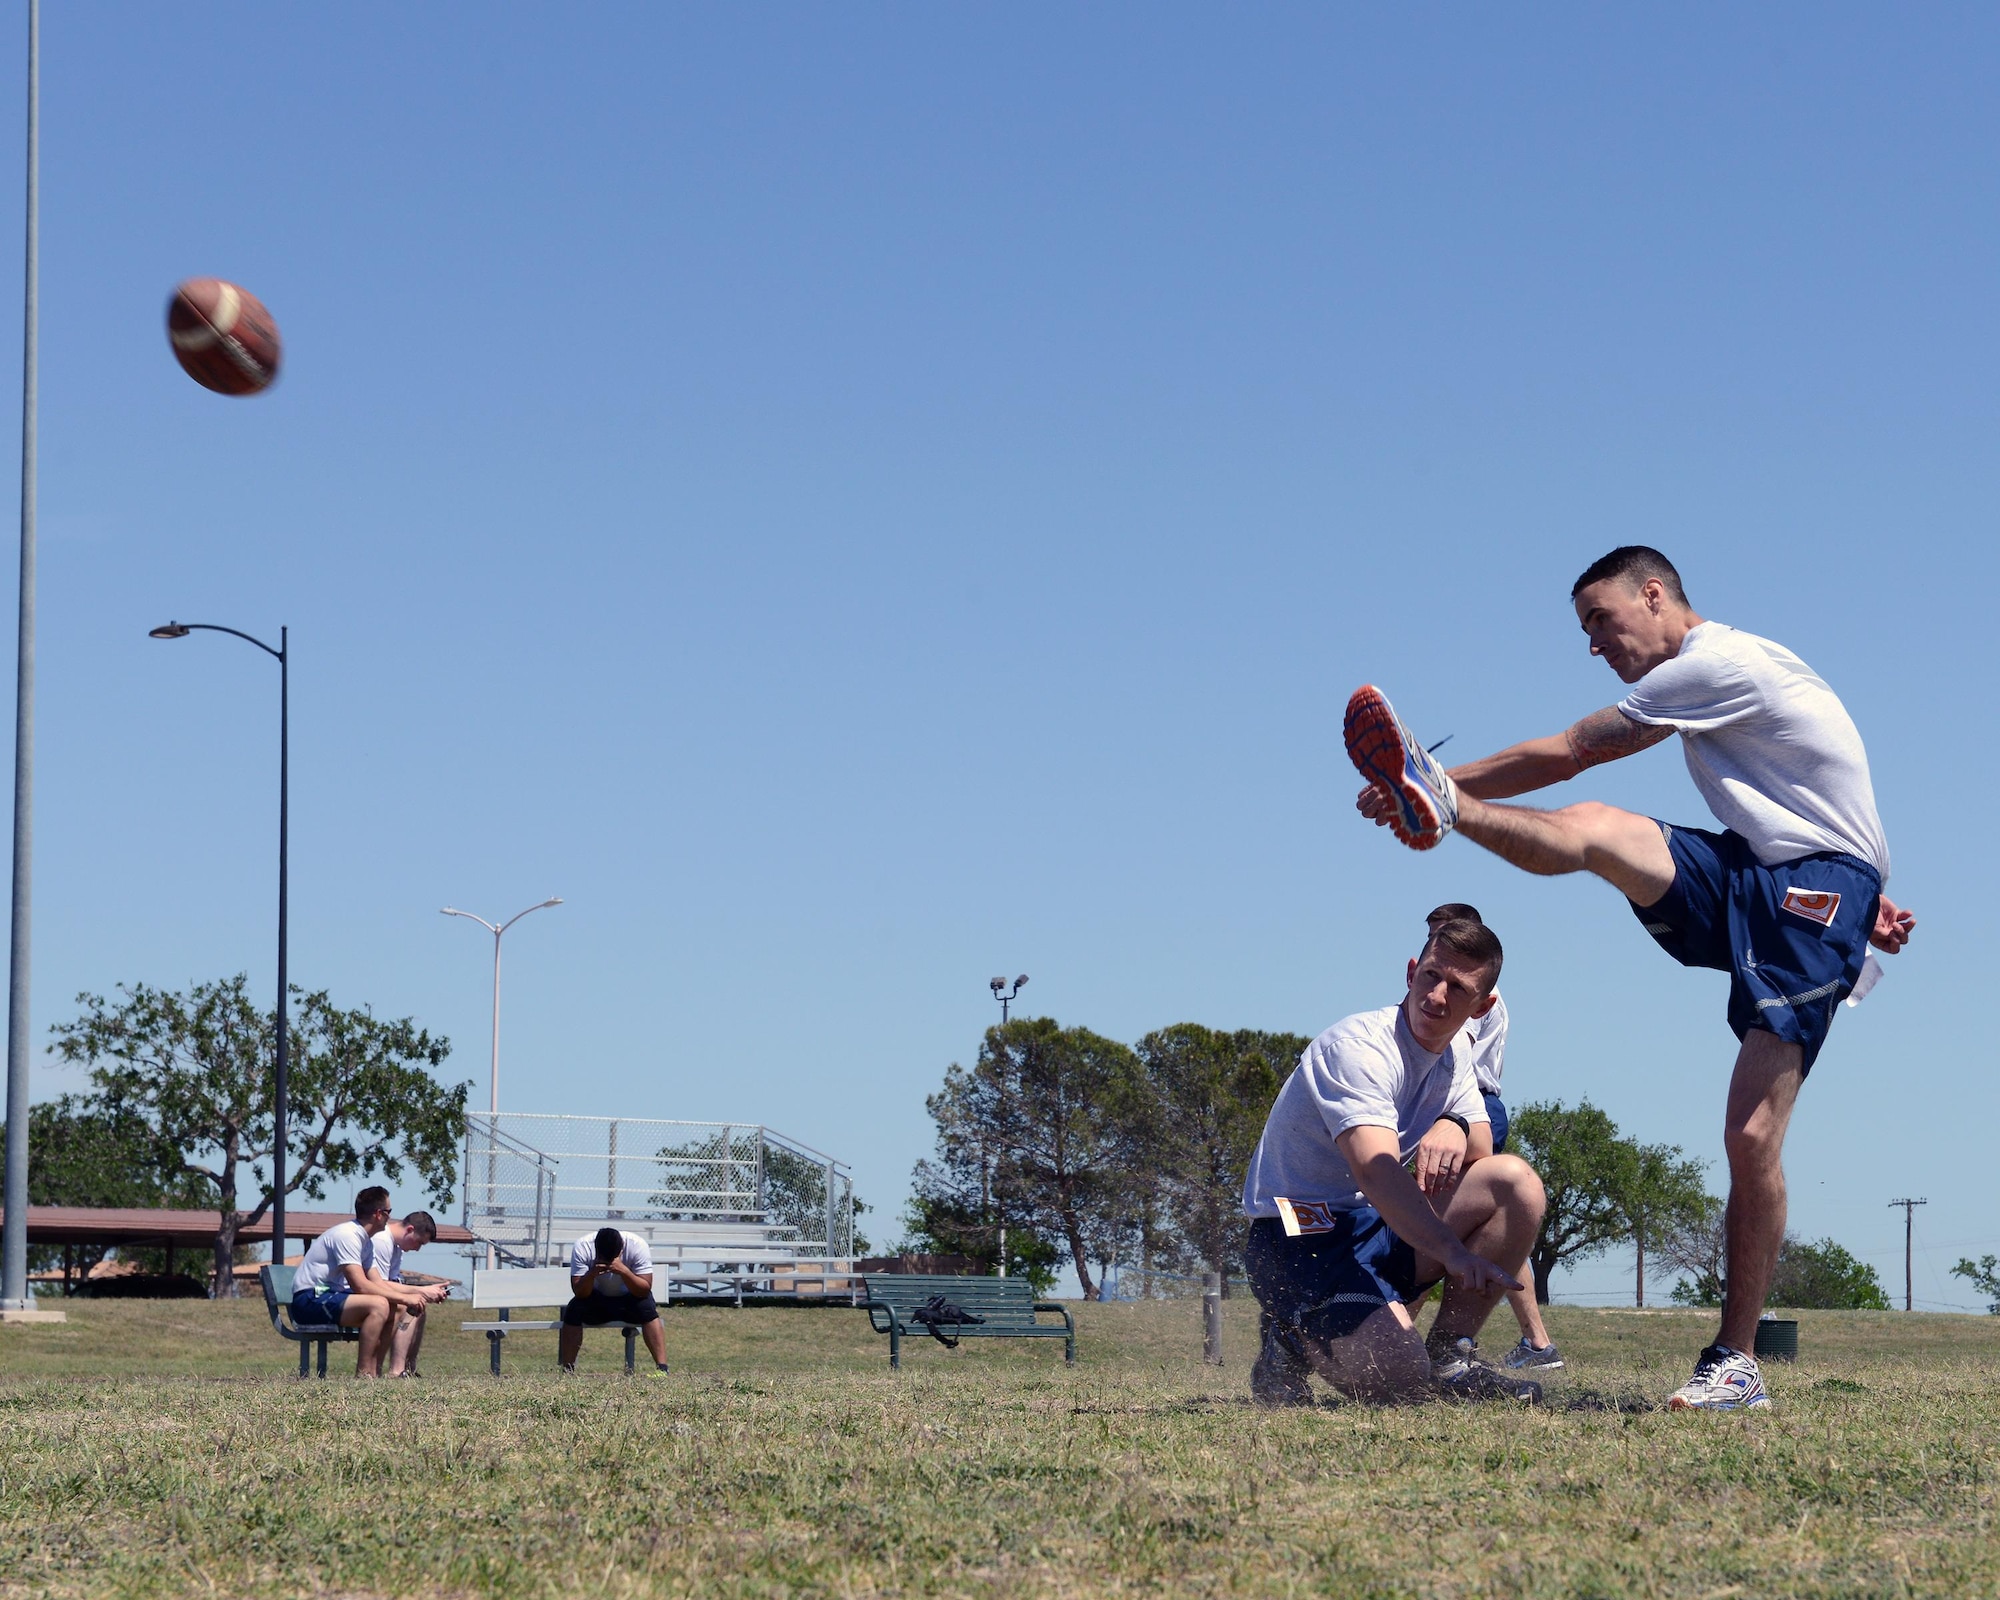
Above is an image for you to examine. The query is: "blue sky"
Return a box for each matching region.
[6,4,1995,1306]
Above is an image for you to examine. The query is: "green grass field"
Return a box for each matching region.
[3,1295,1998,1598]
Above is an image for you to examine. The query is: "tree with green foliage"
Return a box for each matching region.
[1670,1226,1891,1310]
[760,1141,868,1256]
[0,1093,209,1285]
[909,1018,1147,1300]
[1508,1099,1641,1303]
[51,976,468,1295]
[897,1190,1062,1291]
[1766,1236,1890,1310]
[1661,1193,1728,1307]
[1613,1139,1712,1307]
[1130,1024,1303,1293]
[1951,1255,2000,1314]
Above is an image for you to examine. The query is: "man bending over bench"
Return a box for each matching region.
[561,1226,670,1375]
[367,1209,449,1378]
[1243,918,1548,1405]
[291,1188,440,1378]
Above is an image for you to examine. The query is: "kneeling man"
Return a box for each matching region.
[560,1226,670,1375]
[1243,918,1547,1404]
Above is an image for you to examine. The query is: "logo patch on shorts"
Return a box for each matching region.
[1273,1197,1343,1237]
[1780,888,1840,927]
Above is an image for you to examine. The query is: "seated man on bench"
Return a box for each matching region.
[290,1187,438,1378]
[367,1209,449,1378]
[561,1226,670,1376]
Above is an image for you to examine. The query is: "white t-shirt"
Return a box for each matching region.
[568,1229,653,1295]
[1617,622,1888,878]
[1241,1004,1487,1218]
[1466,991,1507,1099]
[370,1229,407,1282]
[292,1220,375,1294]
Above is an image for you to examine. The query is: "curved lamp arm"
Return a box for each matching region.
[148,620,283,661]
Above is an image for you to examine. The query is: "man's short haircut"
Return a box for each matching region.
[1426,902,1482,929]
[354,1185,391,1218]
[1419,917,1504,994]
[1571,545,1689,607]
[403,1210,437,1240]
[594,1226,626,1262]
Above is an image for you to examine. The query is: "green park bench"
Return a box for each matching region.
[259,1263,360,1378]
[861,1273,1075,1370]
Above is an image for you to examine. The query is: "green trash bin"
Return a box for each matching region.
[1753,1317,1798,1362]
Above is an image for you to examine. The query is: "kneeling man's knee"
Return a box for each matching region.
[1485,1153,1547,1221]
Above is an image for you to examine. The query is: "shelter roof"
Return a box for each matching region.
[3,1206,473,1248]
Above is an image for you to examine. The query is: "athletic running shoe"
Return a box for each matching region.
[1427,1333,1543,1399]
[1343,686,1459,850]
[1502,1338,1564,1371]
[649,1363,672,1379]
[1251,1320,1315,1408]
[1667,1344,1770,1411]
[1437,1364,1544,1405]
[1426,1333,1496,1382]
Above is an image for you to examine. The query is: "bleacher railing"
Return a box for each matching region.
[460,1114,855,1279]
[459,1117,558,1267]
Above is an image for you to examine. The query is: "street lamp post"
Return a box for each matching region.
[149,620,290,1272]
[989,973,1028,1024]
[983,974,1029,1276]
[442,898,561,1269]
[0,0,37,1316]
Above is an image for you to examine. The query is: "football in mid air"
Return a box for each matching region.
[166,278,281,395]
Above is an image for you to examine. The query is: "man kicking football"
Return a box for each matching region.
[1345,545,1915,1411]
[1243,916,1547,1405]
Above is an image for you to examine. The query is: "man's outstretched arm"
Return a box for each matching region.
[1357,708,1675,825]
[1451,707,1675,799]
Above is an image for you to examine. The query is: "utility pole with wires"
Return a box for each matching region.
[1888,1197,1927,1311]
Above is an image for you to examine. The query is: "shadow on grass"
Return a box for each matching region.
[1556,1388,1660,1413]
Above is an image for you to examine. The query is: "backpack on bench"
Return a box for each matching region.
[910,1294,986,1348]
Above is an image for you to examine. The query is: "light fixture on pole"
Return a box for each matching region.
[442,898,562,1269]
[989,973,1028,1024]
[148,619,290,1275]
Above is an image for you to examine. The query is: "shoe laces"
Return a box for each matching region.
[1690,1343,1746,1380]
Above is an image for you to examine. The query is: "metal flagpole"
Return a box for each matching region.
[0,0,40,1318]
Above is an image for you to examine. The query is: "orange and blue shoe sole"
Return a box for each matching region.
[1343,684,1449,851]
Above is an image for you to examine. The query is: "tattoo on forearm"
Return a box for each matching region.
[1565,707,1673,772]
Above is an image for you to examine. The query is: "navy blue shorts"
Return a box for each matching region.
[1483,1093,1509,1154]
[290,1288,350,1327]
[1245,1211,1440,1344]
[562,1291,660,1327]
[1631,822,1880,1075]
